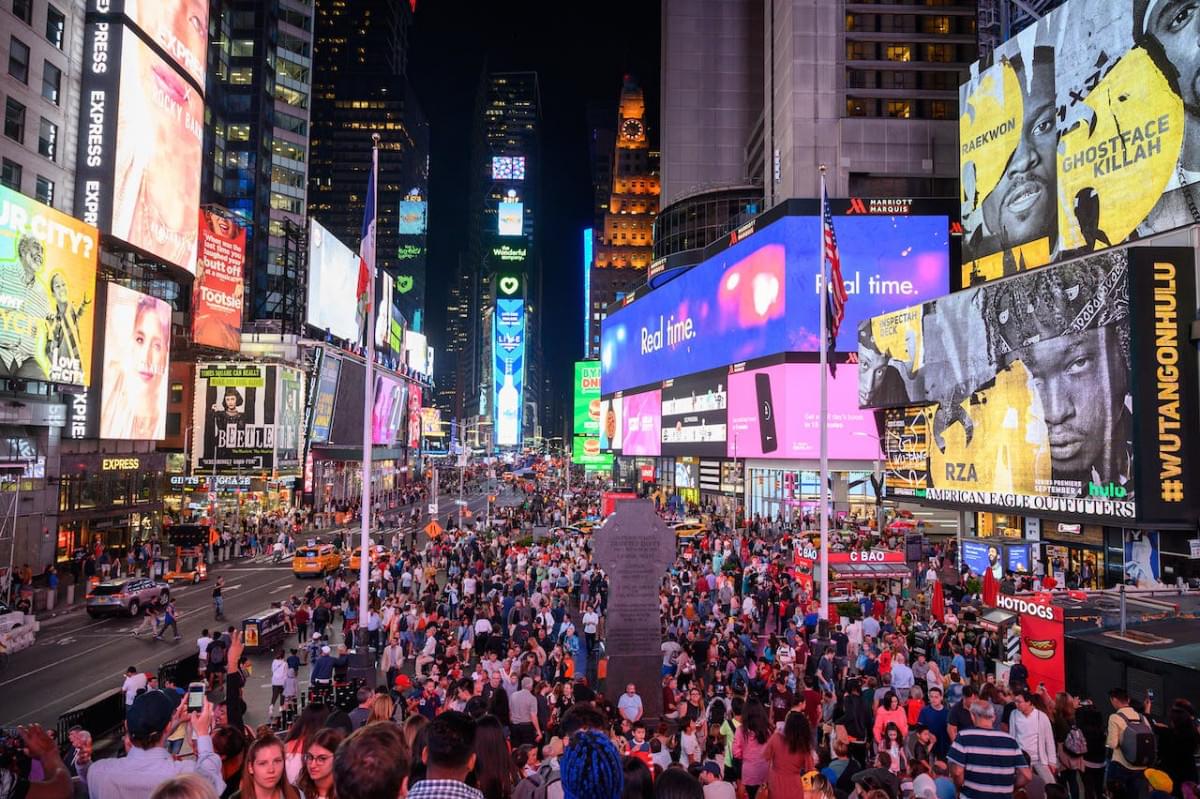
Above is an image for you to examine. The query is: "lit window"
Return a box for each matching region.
[886,101,912,119]
[885,45,911,62]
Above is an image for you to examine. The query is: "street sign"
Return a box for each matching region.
[1190,540,1200,559]
[454,500,469,506]
[428,503,438,514]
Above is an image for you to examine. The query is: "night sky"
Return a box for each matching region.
[408,0,661,424]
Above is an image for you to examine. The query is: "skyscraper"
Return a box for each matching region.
[586,76,659,358]
[307,0,429,338]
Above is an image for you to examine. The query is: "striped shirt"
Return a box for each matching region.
[947,727,1027,799]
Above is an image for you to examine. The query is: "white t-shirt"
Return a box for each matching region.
[197,635,212,660]
[271,658,288,686]
[583,611,599,634]
[122,672,148,705]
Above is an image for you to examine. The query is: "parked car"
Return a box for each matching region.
[85,577,170,617]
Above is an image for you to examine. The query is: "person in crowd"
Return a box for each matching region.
[764,711,815,798]
[333,722,411,799]
[150,774,221,799]
[295,727,344,799]
[947,699,1030,798]
[229,734,299,799]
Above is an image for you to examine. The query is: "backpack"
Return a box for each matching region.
[1118,710,1157,767]
[513,763,559,799]
[1064,725,1088,757]
[208,639,227,667]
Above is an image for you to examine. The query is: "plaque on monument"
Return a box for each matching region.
[592,499,674,721]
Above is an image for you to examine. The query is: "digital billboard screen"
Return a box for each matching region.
[573,435,613,469]
[112,27,203,272]
[492,157,526,180]
[193,210,245,350]
[598,395,622,452]
[498,201,524,236]
[372,373,405,446]
[193,363,281,473]
[93,0,210,89]
[726,362,878,459]
[404,330,429,375]
[661,368,728,457]
[276,366,304,471]
[859,247,1200,523]
[600,213,949,394]
[883,406,931,498]
[307,219,361,344]
[421,407,442,437]
[398,200,427,236]
[99,284,171,439]
[493,298,526,447]
[310,352,340,444]
[0,185,98,386]
[959,0,1200,285]
[407,384,422,449]
[573,361,601,438]
[621,389,661,457]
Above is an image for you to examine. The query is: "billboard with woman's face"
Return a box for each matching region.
[100,284,171,440]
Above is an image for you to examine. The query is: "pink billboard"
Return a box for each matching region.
[372,373,405,445]
[621,389,661,456]
[726,363,880,459]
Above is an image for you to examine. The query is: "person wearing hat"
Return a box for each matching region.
[87,689,224,798]
[699,761,735,799]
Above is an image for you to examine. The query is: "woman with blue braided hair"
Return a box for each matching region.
[559,730,624,799]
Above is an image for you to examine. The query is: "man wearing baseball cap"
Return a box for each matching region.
[699,761,735,799]
[86,689,224,799]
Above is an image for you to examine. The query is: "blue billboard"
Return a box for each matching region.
[599,213,950,394]
[398,200,427,236]
[493,298,526,448]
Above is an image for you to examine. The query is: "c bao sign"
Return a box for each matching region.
[829,550,906,564]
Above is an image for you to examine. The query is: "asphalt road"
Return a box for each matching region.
[0,486,499,728]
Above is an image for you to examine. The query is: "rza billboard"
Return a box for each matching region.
[960,0,1200,285]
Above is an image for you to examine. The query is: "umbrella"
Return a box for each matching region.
[931,578,946,622]
[982,566,999,607]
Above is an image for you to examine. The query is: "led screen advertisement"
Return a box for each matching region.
[309,352,340,444]
[959,540,1030,578]
[193,363,297,473]
[883,406,930,498]
[99,284,170,439]
[88,0,210,89]
[498,202,524,236]
[959,0,1200,286]
[573,435,614,470]
[661,368,728,457]
[193,209,245,350]
[726,362,878,459]
[398,200,428,236]
[407,384,422,449]
[859,247,1200,524]
[573,361,601,438]
[0,185,98,386]
[372,373,405,446]
[307,219,361,344]
[621,390,661,457]
[421,407,443,437]
[598,396,622,452]
[493,298,526,448]
[600,213,950,394]
[492,156,526,180]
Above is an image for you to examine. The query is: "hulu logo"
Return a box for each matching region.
[1088,482,1127,498]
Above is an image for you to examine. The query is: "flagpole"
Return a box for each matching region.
[818,166,830,622]
[359,134,380,633]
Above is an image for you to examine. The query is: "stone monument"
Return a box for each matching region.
[592,498,675,720]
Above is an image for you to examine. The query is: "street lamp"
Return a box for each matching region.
[852,431,887,533]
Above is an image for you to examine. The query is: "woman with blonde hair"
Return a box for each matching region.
[150,773,220,799]
[799,771,836,799]
[367,694,395,724]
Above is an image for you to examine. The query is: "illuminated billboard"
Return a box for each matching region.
[621,390,661,457]
[398,200,428,236]
[371,373,405,446]
[882,406,930,498]
[959,0,1200,285]
[661,368,728,458]
[573,361,601,438]
[600,212,950,394]
[193,210,245,350]
[573,435,613,470]
[193,363,303,474]
[404,330,429,376]
[421,407,443,437]
[310,352,340,444]
[0,186,99,386]
[726,362,877,460]
[859,247,1200,524]
[491,156,526,180]
[307,219,361,343]
[493,298,526,447]
[498,201,524,236]
[89,0,210,89]
[599,396,622,452]
[407,384,422,449]
[99,284,171,439]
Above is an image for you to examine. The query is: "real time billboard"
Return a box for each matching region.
[309,352,340,444]
[307,219,361,344]
[859,247,1200,524]
[493,297,526,448]
[421,407,443,437]
[600,213,950,394]
[193,209,245,350]
[99,284,170,439]
[0,185,98,386]
[883,406,931,498]
[621,389,661,457]
[960,0,1200,285]
[573,361,601,438]
[726,362,878,460]
[661,368,728,457]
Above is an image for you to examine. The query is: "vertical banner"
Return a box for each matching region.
[193,210,246,350]
[998,594,1065,697]
[99,283,171,439]
[493,295,526,448]
[407,384,422,450]
[275,366,304,474]
[193,363,277,473]
[1127,247,1200,524]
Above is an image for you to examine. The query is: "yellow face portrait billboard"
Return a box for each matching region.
[960,0,1198,285]
[0,185,98,386]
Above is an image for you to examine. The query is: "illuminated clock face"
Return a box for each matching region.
[622,118,643,140]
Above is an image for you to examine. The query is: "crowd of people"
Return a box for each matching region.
[2,466,1196,799]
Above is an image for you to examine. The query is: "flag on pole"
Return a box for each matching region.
[356,159,377,341]
[821,178,848,375]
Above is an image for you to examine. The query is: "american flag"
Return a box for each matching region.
[822,177,848,374]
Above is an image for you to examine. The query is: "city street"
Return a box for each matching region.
[0,486,496,728]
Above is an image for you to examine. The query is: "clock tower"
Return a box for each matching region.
[588,75,659,356]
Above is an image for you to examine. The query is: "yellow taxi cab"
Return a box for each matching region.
[574,519,598,534]
[345,545,389,572]
[293,544,341,578]
[673,520,708,540]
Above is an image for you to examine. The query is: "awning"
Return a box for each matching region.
[829,562,911,580]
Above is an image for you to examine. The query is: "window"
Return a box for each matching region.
[846,42,874,60]
[34,175,53,205]
[8,37,30,83]
[45,5,65,49]
[165,413,181,437]
[886,100,912,119]
[4,98,25,142]
[11,0,32,24]
[930,101,950,120]
[37,117,56,160]
[880,71,916,90]
[923,15,951,34]
[169,383,184,403]
[847,98,870,117]
[0,158,20,190]
[41,61,61,105]
[925,44,954,63]
[227,123,251,141]
[885,44,912,62]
